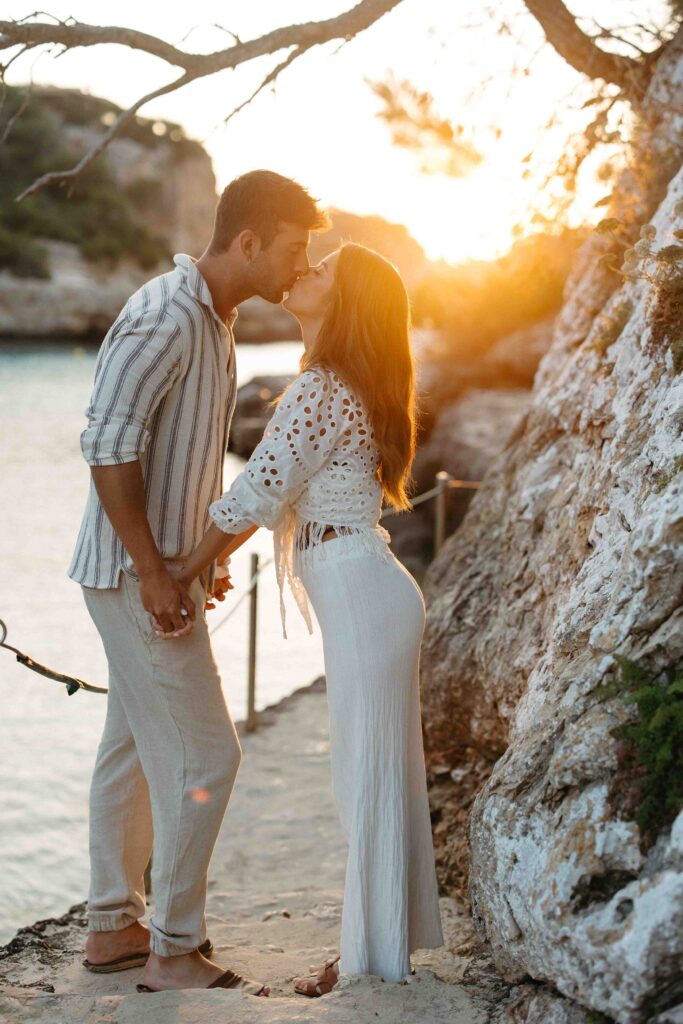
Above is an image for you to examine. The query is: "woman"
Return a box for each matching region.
[173,242,444,993]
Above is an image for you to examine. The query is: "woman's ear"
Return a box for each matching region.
[238,229,262,265]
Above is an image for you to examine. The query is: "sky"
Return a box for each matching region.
[4,1,673,264]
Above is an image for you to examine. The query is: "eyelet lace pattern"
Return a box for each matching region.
[209,367,391,636]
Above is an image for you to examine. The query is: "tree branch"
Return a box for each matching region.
[0,81,31,144]
[15,71,197,199]
[222,46,309,127]
[0,0,402,75]
[0,19,193,67]
[522,0,648,99]
[1,0,402,197]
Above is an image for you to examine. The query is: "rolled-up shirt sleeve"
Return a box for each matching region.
[210,369,344,534]
[80,308,185,466]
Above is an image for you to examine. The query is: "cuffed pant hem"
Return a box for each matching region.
[87,911,139,932]
[148,933,202,958]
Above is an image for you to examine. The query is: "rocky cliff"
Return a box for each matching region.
[421,32,683,1024]
[0,87,218,339]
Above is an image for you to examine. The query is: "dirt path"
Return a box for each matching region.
[0,679,505,1023]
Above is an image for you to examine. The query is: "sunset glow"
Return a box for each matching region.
[4,0,661,264]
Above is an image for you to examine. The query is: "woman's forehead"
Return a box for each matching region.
[322,251,340,270]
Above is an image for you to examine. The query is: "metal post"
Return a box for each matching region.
[434,471,451,554]
[246,552,259,732]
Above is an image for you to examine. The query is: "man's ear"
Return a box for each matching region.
[238,229,262,264]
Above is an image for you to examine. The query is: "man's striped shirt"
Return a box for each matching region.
[69,253,237,589]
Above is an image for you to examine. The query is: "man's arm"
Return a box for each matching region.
[91,461,195,634]
[82,306,195,634]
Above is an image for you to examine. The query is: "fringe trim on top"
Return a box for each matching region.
[273,509,391,639]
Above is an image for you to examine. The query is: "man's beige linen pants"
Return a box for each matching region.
[83,572,241,957]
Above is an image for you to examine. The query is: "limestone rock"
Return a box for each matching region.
[421,36,683,1024]
[416,319,555,421]
[0,241,145,338]
[480,319,556,388]
[413,388,531,487]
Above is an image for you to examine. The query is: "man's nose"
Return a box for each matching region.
[295,253,310,275]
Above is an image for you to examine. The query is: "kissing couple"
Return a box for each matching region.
[70,170,444,997]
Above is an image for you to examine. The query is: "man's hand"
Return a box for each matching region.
[139,565,196,637]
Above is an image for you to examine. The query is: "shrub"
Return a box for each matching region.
[602,656,683,852]
[619,218,683,372]
[0,225,49,278]
[650,271,683,373]
[0,85,173,277]
[591,300,633,354]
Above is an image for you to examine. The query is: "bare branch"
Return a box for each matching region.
[0,82,31,144]
[0,20,194,68]
[586,21,649,58]
[210,24,242,46]
[15,70,196,200]
[522,0,648,99]
[1,0,402,198]
[223,45,309,127]
[0,1,402,74]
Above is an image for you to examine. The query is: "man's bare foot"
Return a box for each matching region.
[142,950,270,995]
[85,921,150,965]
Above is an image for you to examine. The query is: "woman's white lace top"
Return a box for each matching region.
[209,367,391,636]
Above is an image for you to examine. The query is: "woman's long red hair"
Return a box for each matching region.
[300,243,416,511]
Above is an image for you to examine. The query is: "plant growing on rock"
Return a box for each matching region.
[590,299,633,354]
[653,454,683,492]
[593,215,635,276]
[601,656,683,852]
[618,213,683,372]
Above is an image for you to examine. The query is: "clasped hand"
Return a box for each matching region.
[150,564,233,639]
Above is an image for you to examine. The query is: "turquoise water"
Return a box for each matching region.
[0,340,325,943]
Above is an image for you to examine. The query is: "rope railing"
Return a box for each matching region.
[1,471,479,730]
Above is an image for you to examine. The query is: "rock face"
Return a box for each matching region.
[64,128,217,259]
[413,388,531,485]
[416,318,555,423]
[0,90,219,339]
[0,240,147,338]
[421,36,683,1024]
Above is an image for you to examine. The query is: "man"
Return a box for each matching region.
[70,170,328,992]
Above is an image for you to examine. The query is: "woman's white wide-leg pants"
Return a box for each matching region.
[299,535,444,982]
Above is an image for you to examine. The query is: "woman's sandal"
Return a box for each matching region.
[293,954,341,997]
[83,937,213,974]
[137,967,269,996]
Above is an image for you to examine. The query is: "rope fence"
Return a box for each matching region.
[1,471,480,731]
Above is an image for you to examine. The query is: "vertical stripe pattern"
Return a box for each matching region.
[68,254,237,589]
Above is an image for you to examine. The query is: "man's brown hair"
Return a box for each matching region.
[209,170,329,253]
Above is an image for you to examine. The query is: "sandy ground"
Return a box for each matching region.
[0,679,509,1023]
